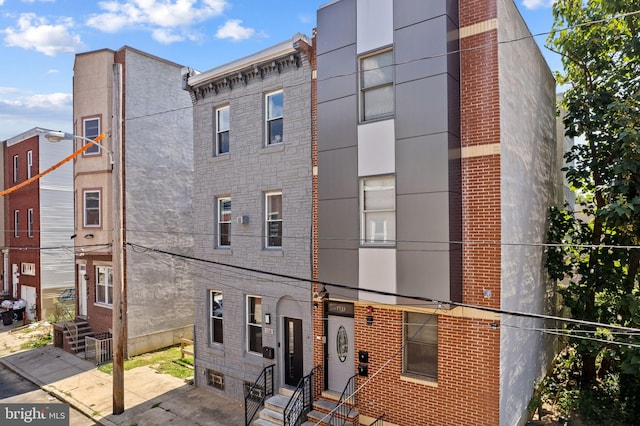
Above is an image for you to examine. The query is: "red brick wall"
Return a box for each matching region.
[353,306,500,425]
[82,255,114,335]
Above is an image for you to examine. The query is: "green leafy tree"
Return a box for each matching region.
[546,0,640,419]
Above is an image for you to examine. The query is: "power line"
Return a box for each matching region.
[126,242,640,335]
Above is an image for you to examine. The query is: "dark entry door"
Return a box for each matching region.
[284,317,303,387]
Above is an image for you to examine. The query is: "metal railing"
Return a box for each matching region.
[63,321,78,351]
[284,365,322,426]
[369,413,385,426]
[328,374,358,426]
[244,364,274,426]
[85,333,113,365]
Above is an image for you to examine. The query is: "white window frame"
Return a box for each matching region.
[359,49,394,122]
[360,176,396,245]
[13,155,19,183]
[246,295,263,354]
[83,117,101,155]
[265,191,282,248]
[14,210,19,238]
[210,290,223,345]
[217,197,231,247]
[27,208,33,237]
[27,150,33,179]
[84,190,101,227]
[265,90,283,145]
[403,312,438,380]
[21,263,36,276]
[95,265,113,306]
[215,105,230,155]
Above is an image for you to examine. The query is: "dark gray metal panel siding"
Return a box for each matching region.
[396,133,450,195]
[395,74,451,140]
[317,0,357,55]
[317,45,357,105]
[318,248,359,299]
[394,0,459,29]
[394,16,449,83]
[317,96,358,151]
[318,147,359,200]
[318,198,359,250]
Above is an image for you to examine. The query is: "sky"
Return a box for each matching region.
[0,0,560,141]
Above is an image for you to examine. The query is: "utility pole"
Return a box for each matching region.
[112,62,125,415]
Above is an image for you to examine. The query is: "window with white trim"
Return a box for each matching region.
[84,190,100,227]
[210,290,223,344]
[27,150,33,179]
[360,49,394,122]
[95,265,113,305]
[247,295,262,354]
[28,209,33,237]
[83,118,100,155]
[13,155,18,183]
[403,312,438,380]
[216,105,229,155]
[265,191,282,248]
[14,210,19,238]
[265,90,283,145]
[217,197,231,247]
[360,176,395,245]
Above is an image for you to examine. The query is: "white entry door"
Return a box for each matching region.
[21,285,36,321]
[327,315,355,392]
[78,264,87,317]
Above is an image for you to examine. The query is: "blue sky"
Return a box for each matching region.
[0,0,558,141]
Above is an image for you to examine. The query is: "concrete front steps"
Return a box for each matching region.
[254,388,359,426]
[61,320,93,354]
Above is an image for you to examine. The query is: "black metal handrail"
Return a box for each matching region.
[328,374,358,426]
[244,364,275,426]
[369,413,385,426]
[284,365,322,426]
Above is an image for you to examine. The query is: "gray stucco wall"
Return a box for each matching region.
[497,0,558,424]
[189,44,313,399]
[122,49,195,347]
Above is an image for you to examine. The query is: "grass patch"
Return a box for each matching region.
[98,345,194,381]
[20,332,53,350]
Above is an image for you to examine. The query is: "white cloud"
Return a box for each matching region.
[86,0,228,43]
[522,0,553,9]
[0,92,72,140]
[3,13,84,56]
[0,87,20,94]
[21,0,56,3]
[215,19,255,41]
[47,69,59,74]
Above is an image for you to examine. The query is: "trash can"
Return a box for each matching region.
[1,310,13,326]
[12,308,25,322]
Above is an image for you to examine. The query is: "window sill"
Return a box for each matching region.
[261,249,283,257]
[214,248,233,255]
[93,303,113,310]
[400,374,437,388]
[261,143,284,154]
[213,153,230,162]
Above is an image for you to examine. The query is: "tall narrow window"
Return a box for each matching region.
[210,290,223,344]
[96,265,113,305]
[403,312,438,380]
[361,176,395,245]
[27,209,33,237]
[265,191,282,248]
[27,150,33,179]
[84,190,100,227]
[84,118,100,155]
[247,296,262,353]
[13,155,19,183]
[216,106,230,155]
[217,197,231,247]
[265,91,283,145]
[360,49,394,122]
[14,210,19,237]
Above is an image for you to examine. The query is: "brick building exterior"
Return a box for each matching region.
[183,34,315,401]
[3,128,74,322]
[313,0,560,425]
[70,46,194,356]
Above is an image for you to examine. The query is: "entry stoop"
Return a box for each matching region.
[253,387,294,426]
[303,391,359,426]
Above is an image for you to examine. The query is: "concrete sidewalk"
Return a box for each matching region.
[0,323,245,425]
